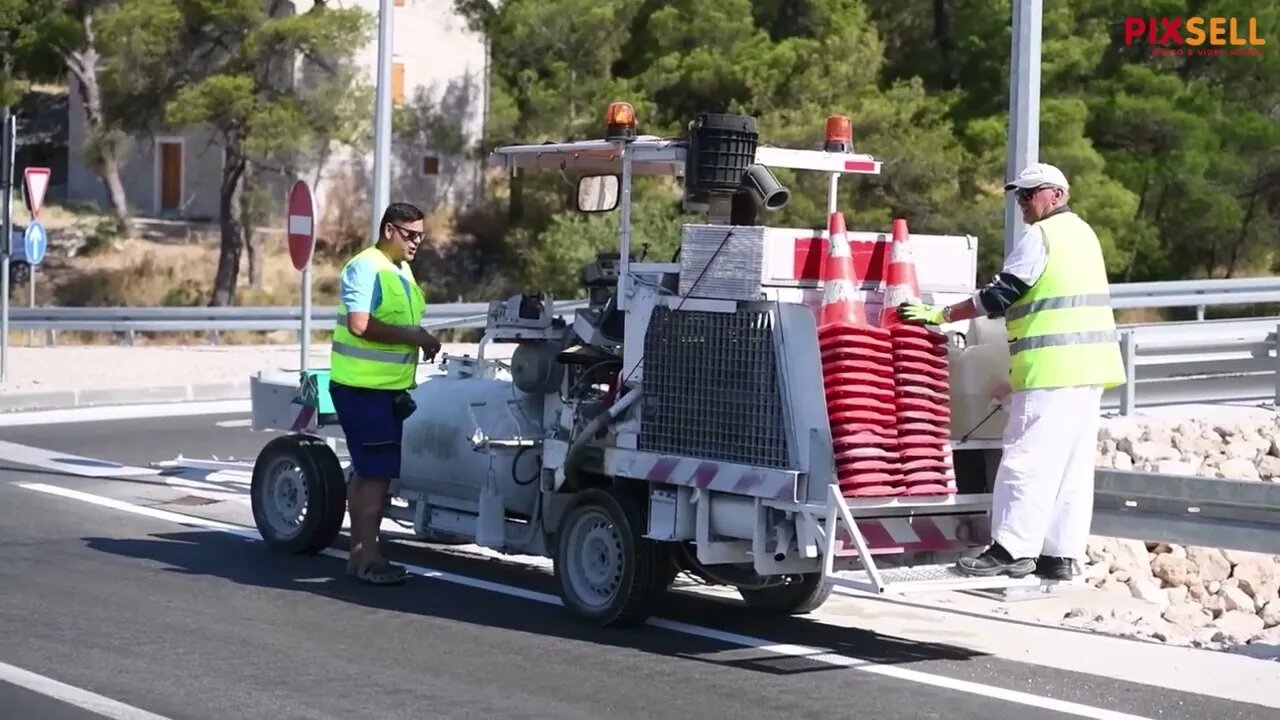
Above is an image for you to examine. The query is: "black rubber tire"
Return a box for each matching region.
[250,434,347,555]
[738,573,833,615]
[553,486,660,628]
[300,436,349,550]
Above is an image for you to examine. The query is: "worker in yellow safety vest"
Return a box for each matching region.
[898,163,1126,581]
[329,201,440,585]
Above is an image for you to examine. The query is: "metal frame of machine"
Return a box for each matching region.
[225,102,1069,628]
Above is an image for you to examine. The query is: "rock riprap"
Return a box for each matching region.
[1096,414,1280,481]
[1075,413,1280,652]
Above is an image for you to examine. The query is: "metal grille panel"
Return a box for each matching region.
[638,306,790,468]
[678,224,766,300]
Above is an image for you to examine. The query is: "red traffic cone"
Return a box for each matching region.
[879,217,923,329]
[817,212,879,334]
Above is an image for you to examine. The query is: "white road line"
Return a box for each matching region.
[0,440,252,488]
[17,481,1153,720]
[0,400,250,428]
[0,659,172,720]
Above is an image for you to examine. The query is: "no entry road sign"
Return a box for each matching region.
[287,180,316,271]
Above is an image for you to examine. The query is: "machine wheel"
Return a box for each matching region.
[250,434,347,555]
[738,573,833,615]
[553,486,660,628]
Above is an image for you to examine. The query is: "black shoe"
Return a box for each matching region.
[1035,555,1074,581]
[955,543,1036,578]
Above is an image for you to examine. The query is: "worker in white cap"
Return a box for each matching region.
[898,162,1127,581]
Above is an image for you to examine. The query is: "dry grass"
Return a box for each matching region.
[10,207,348,346]
[9,203,486,347]
[44,236,344,309]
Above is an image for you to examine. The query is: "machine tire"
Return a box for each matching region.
[738,573,833,615]
[250,434,347,555]
[553,486,659,628]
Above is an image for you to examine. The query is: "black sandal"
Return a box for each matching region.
[348,560,409,585]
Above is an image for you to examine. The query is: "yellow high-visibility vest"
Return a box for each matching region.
[1004,211,1127,392]
[330,246,426,390]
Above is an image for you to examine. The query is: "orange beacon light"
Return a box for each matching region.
[605,102,637,141]
[824,115,852,153]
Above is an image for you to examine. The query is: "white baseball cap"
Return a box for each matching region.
[1004,162,1070,192]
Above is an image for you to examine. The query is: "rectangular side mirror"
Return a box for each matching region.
[575,174,620,213]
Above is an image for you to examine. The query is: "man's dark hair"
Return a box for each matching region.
[378,202,425,239]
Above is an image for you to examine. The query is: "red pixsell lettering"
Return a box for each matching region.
[1123,17,1146,45]
[1157,17,1184,44]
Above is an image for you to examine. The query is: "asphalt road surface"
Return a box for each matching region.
[1,408,1277,720]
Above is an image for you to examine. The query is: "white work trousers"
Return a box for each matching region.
[991,385,1103,561]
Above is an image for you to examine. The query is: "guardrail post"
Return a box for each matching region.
[125,329,134,346]
[1274,322,1279,409]
[1120,329,1137,416]
[1196,304,1205,321]
[45,329,55,346]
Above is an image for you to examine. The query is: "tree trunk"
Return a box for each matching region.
[240,164,264,289]
[67,15,132,237]
[211,147,248,306]
[1224,191,1258,279]
[931,0,957,90]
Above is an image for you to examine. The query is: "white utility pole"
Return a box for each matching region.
[1004,0,1042,260]
[370,0,393,242]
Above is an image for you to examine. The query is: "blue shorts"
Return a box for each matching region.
[329,381,405,480]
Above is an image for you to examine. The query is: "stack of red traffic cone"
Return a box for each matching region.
[880,217,956,496]
[817,211,902,497]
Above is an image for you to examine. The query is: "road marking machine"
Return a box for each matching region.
[229,103,1068,626]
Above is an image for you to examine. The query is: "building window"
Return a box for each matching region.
[421,156,440,176]
[392,62,405,106]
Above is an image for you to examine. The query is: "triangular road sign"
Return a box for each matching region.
[24,167,51,219]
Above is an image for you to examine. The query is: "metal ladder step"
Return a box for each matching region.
[826,564,1048,595]
[820,484,1059,597]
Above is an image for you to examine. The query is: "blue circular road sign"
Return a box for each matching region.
[24,220,47,266]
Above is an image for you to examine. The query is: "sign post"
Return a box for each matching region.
[0,110,15,382]
[22,167,50,346]
[287,179,317,372]
[22,221,46,345]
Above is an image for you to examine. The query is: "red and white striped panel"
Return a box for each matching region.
[833,513,990,557]
[289,405,320,433]
[757,227,978,327]
[755,147,882,175]
[606,448,800,502]
[762,227,893,287]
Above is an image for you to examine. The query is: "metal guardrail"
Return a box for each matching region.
[1109,276,1280,319]
[6,279,1280,412]
[1106,317,1280,414]
[1092,468,1280,554]
[9,300,591,344]
[8,277,1279,334]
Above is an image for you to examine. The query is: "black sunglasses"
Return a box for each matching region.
[1015,186,1048,202]
[390,224,425,241]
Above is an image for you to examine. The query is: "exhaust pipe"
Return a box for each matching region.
[743,164,790,212]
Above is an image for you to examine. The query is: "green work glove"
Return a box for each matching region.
[898,302,945,325]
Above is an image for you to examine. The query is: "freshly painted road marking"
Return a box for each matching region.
[214,418,253,428]
[0,441,251,503]
[0,400,250,428]
[17,481,1155,720]
[0,659,172,720]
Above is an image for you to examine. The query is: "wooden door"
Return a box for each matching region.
[159,141,181,211]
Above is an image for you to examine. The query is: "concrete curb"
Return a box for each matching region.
[0,381,251,413]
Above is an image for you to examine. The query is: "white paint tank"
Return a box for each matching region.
[399,376,545,516]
